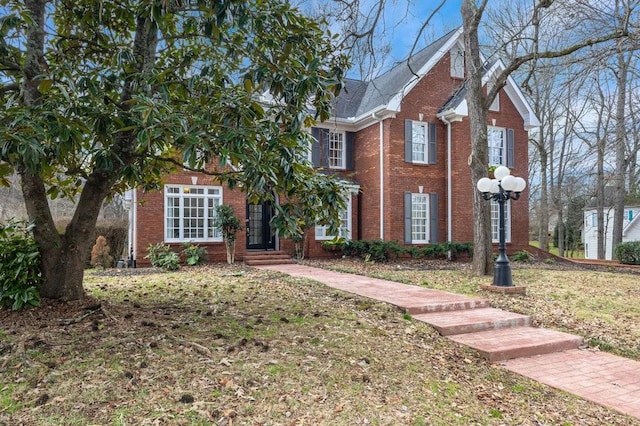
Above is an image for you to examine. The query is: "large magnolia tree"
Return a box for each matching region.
[0,0,349,300]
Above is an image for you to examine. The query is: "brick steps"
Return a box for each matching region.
[244,251,293,266]
[413,307,529,336]
[259,264,584,362]
[404,293,582,361]
[448,327,583,361]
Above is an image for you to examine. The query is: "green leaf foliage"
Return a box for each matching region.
[145,243,180,271]
[325,240,473,263]
[614,241,640,265]
[181,242,207,266]
[1,0,351,298]
[0,220,41,310]
[1,0,349,200]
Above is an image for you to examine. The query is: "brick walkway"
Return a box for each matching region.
[257,263,640,420]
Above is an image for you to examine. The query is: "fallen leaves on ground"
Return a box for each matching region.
[0,262,637,425]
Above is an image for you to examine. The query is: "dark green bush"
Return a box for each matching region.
[0,220,41,310]
[145,243,180,271]
[614,241,640,265]
[511,249,534,262]
[323,239,472,262]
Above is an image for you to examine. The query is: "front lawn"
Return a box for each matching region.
[1,262,637,425]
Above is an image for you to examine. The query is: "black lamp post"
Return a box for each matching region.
[476,166,527,287]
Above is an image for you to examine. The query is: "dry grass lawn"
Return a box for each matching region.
[1,260,639,425]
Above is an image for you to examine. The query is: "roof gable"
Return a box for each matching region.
[437,60,541,130]
[332,28,463,121]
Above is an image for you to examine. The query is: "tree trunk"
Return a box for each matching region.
[462,0,493,276]
[537,145,550,251]
[596,137,606,259]
[226,239,236,264]
[18,2,159,300]
[611,47,630,257]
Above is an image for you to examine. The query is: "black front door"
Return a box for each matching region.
[246,201,275,250]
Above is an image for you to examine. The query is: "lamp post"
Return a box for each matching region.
[476,166,527,287]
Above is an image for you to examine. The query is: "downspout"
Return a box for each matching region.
[373,113,385,240]
[440,116,453,255]
[128,189,138,267]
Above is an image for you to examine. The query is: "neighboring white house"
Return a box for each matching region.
[583,205,640,260]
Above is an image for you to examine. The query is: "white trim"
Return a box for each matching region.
[488,126,506,166]
[164,184,224,243]
[378,117,385,239]
[410,193,430,244]
[491,199,511,243]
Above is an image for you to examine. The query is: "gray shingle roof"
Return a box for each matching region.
[334,28,460,119]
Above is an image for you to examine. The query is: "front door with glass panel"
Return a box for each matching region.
[246,201,275,250]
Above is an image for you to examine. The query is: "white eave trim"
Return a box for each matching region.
[484,60,541,130]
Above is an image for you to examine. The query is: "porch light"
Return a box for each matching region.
[476,166,526,287]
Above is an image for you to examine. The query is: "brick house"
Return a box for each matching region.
[126,28,539,266]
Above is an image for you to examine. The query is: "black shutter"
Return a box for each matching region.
[428,122,437,164]
[405,119,413,163]
[506,128,514,168]
[404,191,412,244]
[346,131,354,170]
[321,129,329,168]
[311,127,321,167]
[429,193,438,243]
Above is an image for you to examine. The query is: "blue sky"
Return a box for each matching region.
[386,0,463,62]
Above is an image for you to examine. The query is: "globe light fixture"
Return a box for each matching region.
[476,166,527,287]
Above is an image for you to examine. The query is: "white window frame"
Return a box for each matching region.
[315,195,352,240]
[411,193,430,244]
[164,185,223,243]
[450,45,464,79]
[488,126,506,166]
[328,131,346,169]
[411,121,428,164]
[491,199,511,243]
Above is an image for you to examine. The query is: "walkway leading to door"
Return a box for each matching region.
[257,263,640,420]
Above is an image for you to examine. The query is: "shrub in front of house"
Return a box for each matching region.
[91,235,113,269]
[145,243,180,271]
[0,220,41,310]
[181,242,207,266]
[614,241,640,265]
[324,239,472,262]
[511,249,534,262]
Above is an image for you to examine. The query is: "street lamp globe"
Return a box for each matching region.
[494,166,510,180]
[500,175,517,191]
[476,177,492,193]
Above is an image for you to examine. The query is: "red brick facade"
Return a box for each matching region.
[130,29,536,265]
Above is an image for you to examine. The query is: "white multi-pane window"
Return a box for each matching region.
[315,196,352,240]
[165,185,223,242]
[488,126,505,166]
[412,122,427,163]
[491,199,511,243]
[411,194,430,243]
[328,131,345,169]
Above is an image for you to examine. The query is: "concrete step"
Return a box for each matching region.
[413,307,530,336]
[448,327,583,361]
